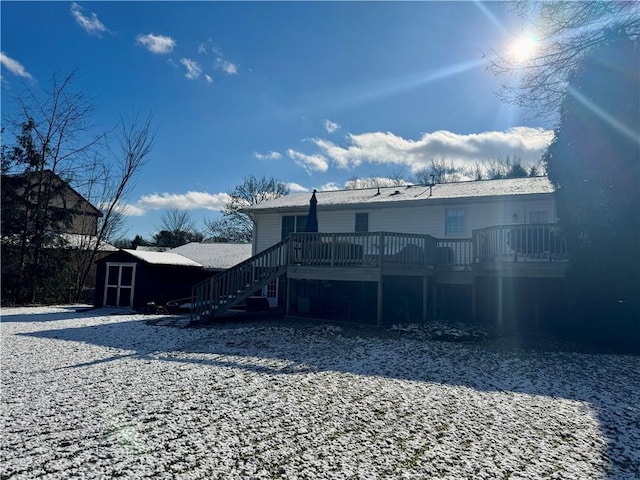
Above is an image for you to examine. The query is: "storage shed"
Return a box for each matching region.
[94,249,208,310]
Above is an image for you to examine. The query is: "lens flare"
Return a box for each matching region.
[510,34,538,63]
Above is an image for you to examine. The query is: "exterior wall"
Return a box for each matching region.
[66,211,99,236]
[95,251,209,310]
[252,194,556,253]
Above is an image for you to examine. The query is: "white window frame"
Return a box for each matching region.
[445,208,466,236]
[355,212,369,232]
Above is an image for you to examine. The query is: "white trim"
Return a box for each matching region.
[103,262,137,307]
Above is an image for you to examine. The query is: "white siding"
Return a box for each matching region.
[254,213,284,253]
[252,195,556,253]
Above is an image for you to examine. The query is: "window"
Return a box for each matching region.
[265,279,278,298]
[445,208,465,235]
[355,213,369,232]
[528,210,549,224]
[281,215,308,240]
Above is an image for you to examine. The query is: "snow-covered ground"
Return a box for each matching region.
[1,306,639,479]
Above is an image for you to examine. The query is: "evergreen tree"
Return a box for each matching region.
[544,31,639,346]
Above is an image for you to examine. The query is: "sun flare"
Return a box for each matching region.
[510,34,539,63]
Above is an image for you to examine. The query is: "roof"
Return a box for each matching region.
[243,176,554,213]
[3,170,102,217]
[168,242,252,270]
[61,233,119,252]
[121,249,203,267]
[135,246,169,252]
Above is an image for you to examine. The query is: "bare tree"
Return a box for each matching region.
[489,2,640,117]
[159,209,196,233]
[1,72,105,303]
[204,175,288,243]
[344,176,409,189]
[152,209,203,248]
[73,115,154,299]
[414,159,463,184]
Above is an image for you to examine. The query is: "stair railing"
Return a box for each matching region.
[191,239,289,322]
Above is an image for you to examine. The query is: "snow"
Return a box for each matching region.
[2,306,639,479]
[243,177,554,213]
[121,249,203,267]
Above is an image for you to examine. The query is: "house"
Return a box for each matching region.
[95,243,252,310]
[1,169,116,303]
[191,176,569,332]
[1,169,103,236]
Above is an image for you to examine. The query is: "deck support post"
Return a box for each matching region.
[533,280,540,328]
[377,275,384,327]
[472,276,477,323]
[286,277,291,315]
[497,275,504,327]
[422,274,429,324]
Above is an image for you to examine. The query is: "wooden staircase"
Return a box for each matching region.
[190,239,289,323]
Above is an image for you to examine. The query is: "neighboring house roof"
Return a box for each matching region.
[243,176,555,213]
[5,169,103,217]
[168,242,252,270]
[61,233,119,251]
[121,249,203,267]
[135,246,169,252]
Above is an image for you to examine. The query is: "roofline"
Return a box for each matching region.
[3,169,103,217]
[243,190,555,215]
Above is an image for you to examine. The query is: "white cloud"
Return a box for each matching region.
[114,203,146,217]
[286,182,309,193]
[180,58,201,80]
[309,127,553,173]
[136,33,176,54]
[215,58,238,75]
[71,3,107,37]
[0,52,33,80]
[324,119,340,134]
[287,149,329,174]
[254,151,282,161]
[319,182,341,191]
[121,191,231,216]
[205,74,213,84]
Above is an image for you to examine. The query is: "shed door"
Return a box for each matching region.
[104,262,136,307]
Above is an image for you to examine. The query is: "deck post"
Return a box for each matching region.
[422,274,429,324]
[472,276,477,323]
[377,275,384,327]
[286,277,291,316]
[497,275,504,327]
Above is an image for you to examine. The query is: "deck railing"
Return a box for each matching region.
[192,226,568,321]
[288,232,439,268]
[436,238,473,267]
[191,240,288,321]
[473,224,568,262]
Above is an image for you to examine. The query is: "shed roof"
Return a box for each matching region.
[243,176,554,213]
[168,243,252,270]
[121,249,203,267]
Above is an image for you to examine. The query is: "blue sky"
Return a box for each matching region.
[1,1,554,239]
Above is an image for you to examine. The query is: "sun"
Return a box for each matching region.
[509,34,539,63]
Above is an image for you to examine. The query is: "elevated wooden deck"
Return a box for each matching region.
[192,225,568,323]
[287,224,568,281]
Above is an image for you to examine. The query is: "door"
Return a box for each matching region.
[103,262,136,307]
